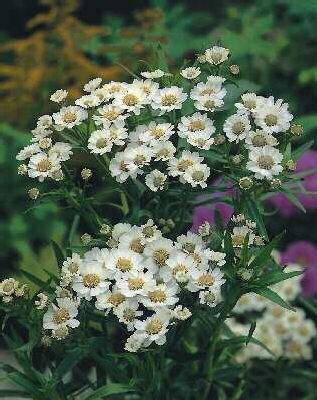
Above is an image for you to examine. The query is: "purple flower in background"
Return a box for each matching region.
[281,241,317,297]
[269,150,317,217]
[191,178,234,232]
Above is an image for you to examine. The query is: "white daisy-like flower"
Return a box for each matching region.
[16,143,41,161]
[0,278,19,299]
[161,251,196,283]
[50,89,68,103]
[178,112,215,139]
[138,122,175,145]
[132,79,159,102]
[142,282,179,310]
[141,69,165,79]
[231,226,255,248]
[223,113,251,142]
[112,223,133,240]
[53,106,88,130]
[93,105,128,125]
[190,76,226,101]
[176,231,204,254]
[144,238,174,274]
[107,249,143,278]
[207,250,226,267]
[35,293,49,310]
[134,309,171,346]
[140,219,162,243]
[204,46,229,65]
[194,95,225,112]
[49,142,73,162]
[235,93,263,114]
[93,86,112,103]
[199,288,222,307]
[117,227,146,254]
[126,144,154,173]
[84,77,102,92]
[145,170,167,192]
[151,86,187,114]
[75,93,101,109]
[245,129,278,149]
[168,150,203,177]
[37,115,53,129]
[62,253,82,277]
[125,332,146,352]
[171,305,192,320]
[186,131,215,150]
[246,146,283,180]
[114,299,143,331]
[180,67,201,80]
[43,298,79,331]
[254,96,293,134]
[109,151,138,183]
[95,287,126,313]
[113,85,146,115]
[187,267,225,293]
[183,163,210,188]
[152,141,176,161]
[28,152,60,182]
[116,270,155,298]
[88,129,114,154]
[102,81,124,99]
[72,262,110,300]
[31,127,53,143]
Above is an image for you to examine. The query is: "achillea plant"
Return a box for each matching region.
[1,45,315,399]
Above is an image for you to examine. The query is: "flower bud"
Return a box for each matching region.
[214,134,226,145]
[286,160,296,171]
[232,155,243,165]
[100,224,112,236]
[290,124,303,136]
[51,169,64,181]
[18,164,28,175]
[229,64,240,75]
[28,188,40,200]
[81,168,92,181]
[81,233,92,244]
[39,137,52,149]
[270,178,281,189]
[239,176,253,190]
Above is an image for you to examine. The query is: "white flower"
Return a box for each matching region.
[49,142,73,162]
[28,152,60,182]
[254,96,293,134]
[145,170,167,191]
[117,228,146,254]
[0,278,19,300]
[134,310,171,346]
[235,93,262,114]
[144,238,174,274]
[168,150,203,177]
[223,113,251,142]
[84,77,102,92]
[204,46,229,65]
[199,288,222,307]
[180,67,201,80]
[190,76,226,100]
[151,86,187,114]
[31,127,52,142]
[172,305,192,320]
[102,81,124,99]
[37,115,53,129]
[16,143,41,161]
[114,299,143,331]
[152,141,176,161]
[72,262,110,300]
[43,298,79,331]
[182,163,210,188]
[112,223,133,241]
[245,130,278,149]
[50,89,68,103]
[231,226,255,248]
[95,288,126,312]
[141,69,165,79]
[140,219,162,243]
[107,249,143,278]
[53,106,88,130]
[142,282,179,310]
[75,93,101,109]
[246,146,283,180]
[162,251,196,283]
[138,122,175,145]
[207,250,226,267]
[88,129,114,154]
[126,144,153,173]
[132,79,159,102]
[187,131,215,150]
[116,271,155,297]
[125,332,146,352]
[113,85,146,115]
[62,253,82,276]
[187,267,225,292]
[176,231,204,254]
[194,96,225,112]
[109,151,138,183]
[35,293,49,310]
[178,112,215,138]
[93,105,128,125]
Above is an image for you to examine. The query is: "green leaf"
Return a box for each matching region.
[248,232,284,271]
[0,390,29,398]
[52,347,87,381]
[51,240,65,269]
[246,321,256,345]
[244,196,268,240]
[260,269,302,286]
[292,140,313,160]
[85,383,135,400]
[20,270,46,287]
[280,187,306,213]
[253,287,294,311]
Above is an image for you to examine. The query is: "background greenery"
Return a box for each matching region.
[1,0,317,280]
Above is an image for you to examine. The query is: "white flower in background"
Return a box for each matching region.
[113,85,146,115]
[138,122,175,145]
[37,115,53,129]
[109,151,138,183]
[223,113,251,142]
[102,81,124,99]
[134,310,171,346]
[84,77,102,92]
[93,105,127,125]
[16,143,41,161]
[168,150,203,177]
[246,146,283,180]
[144,238,174,274]
[43,298,79,331]
[245,130,278,149]
[0,278,20,302]
[35,293,49,310]
[152,141,176,161]
[254,96,293,134]
[31,127,53,142]
[204,46,229,65]
[93,86,111,103]
[125,332,146,352]
[114,299,143,331]
[194,95,225,112]
[126,144,153,172]
[235,93,263,114]
[180,67,201,80]
[183,163,210,188]
[191,77,226,100]
[145,170,167,191]
[75,93,101,109]
[199,288,222,307]
[151,86,187,114]
[49,142,73,162]
[141,69,165,79]
[172,305,192,320]
[72,262,110,300]
[142,282,179,310]
[88,129,114,154]
[50,89,68,103]
[132,79,159,101]
[53,106,88,130]
[140,220,162,243]
[28,152,60,181]
[62,253,82,277]
[231,225,255,248]
[95,288,126,313]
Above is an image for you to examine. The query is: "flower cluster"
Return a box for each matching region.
[228,265,316,360]
[40,220,226,350]
[0,278,27,303]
